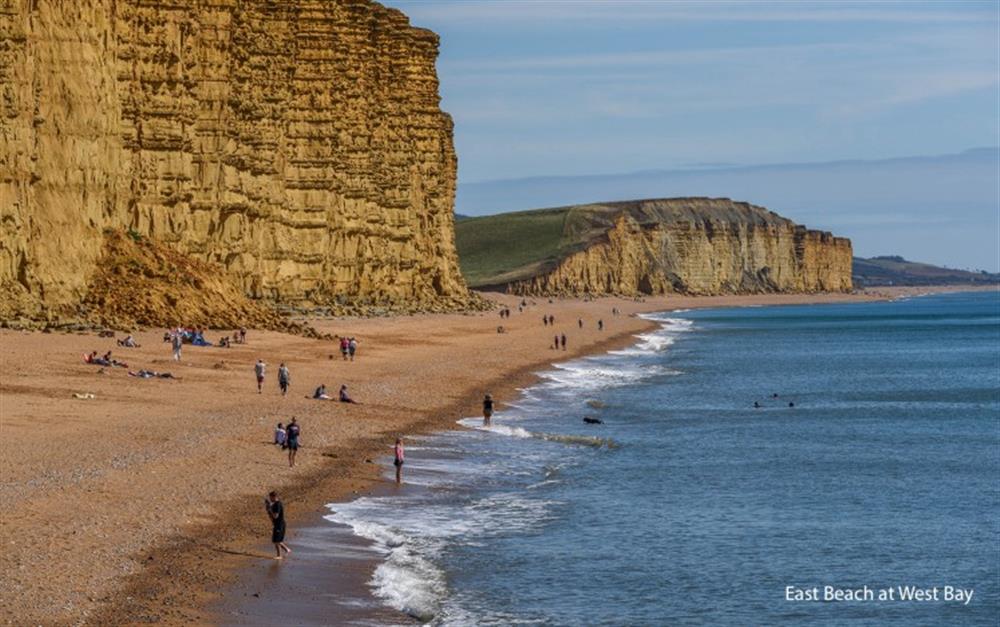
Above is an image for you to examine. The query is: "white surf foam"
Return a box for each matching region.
[324,310,695,622]
[324,506,446,621]
[539,362,679,391]
[326,488,560,622]
[457,418,617,449]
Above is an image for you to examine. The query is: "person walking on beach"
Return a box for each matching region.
[254,359,266,394]
[171,331,183,361]
[553,334,559,350]
[578,318,583,329]
[278,363,290,396]
[340,337,350,360]
[394,437,405,484]
[266,491,291,559]
[483,394,494,425]
[560,333,567,350]
[543,315,548,326]
[348,338,358,361]
[285,418,301,467]
[598,319,604,331]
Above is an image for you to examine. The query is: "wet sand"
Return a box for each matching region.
[0,286,984,625]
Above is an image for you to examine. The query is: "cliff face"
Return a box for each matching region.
[481,199,852,296]
[0,0,471,323]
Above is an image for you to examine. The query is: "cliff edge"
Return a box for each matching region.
[455,198,853,295]
[1,0,476,326]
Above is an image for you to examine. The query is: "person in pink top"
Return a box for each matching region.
[393,437,405,484]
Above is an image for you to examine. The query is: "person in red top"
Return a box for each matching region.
[393,437,405,484]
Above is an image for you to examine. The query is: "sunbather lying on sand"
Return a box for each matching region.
[117,335,140,348]
[102,351,128,368]
[84,351,121,367]
[128,370,177,379]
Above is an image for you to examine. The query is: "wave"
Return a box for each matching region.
[609,317,693,357]
[458,418,617,449]
[323,309,691,622]
[539,362,680,391]
[326,490,558,622]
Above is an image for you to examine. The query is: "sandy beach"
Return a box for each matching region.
[0,286,987,626]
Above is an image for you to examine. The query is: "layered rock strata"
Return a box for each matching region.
[0,0,473,324]
[504,199,853,296]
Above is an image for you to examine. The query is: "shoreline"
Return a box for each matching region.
[208,316,668,625]
[98,318,656,626]
[0,285,988,626]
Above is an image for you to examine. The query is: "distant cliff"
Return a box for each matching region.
[0,0,475,325]
[455,198,853,296]
[853,256,999,287]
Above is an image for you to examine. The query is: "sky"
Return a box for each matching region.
[384,0,1000,270]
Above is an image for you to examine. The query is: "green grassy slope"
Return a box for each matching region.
[454,204,631,287]
[454,208,571,287]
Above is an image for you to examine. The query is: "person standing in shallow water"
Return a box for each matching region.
[483,394,494,425]
[266,491,291,559]
[394,437,405,484]
[278,363,290,396]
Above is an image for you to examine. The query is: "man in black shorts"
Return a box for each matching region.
[266,491,291,559]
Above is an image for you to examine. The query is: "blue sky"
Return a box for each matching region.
[384,1,999,269]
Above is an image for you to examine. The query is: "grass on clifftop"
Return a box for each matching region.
[456,206,620,288]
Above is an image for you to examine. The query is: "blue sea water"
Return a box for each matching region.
[326,291,1000,625]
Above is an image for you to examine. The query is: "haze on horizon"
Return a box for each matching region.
[386,0,1000,272]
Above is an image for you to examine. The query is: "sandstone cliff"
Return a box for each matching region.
[1,0,475,326]
[455,198,853,296]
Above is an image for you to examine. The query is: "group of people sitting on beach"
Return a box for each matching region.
[84,350,128,368]
[218,328,247,348]
[312,384,358,403]
[163,327,211,347]
[163,327,246,350]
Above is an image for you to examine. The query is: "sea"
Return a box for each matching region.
[324,291,1000,626]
